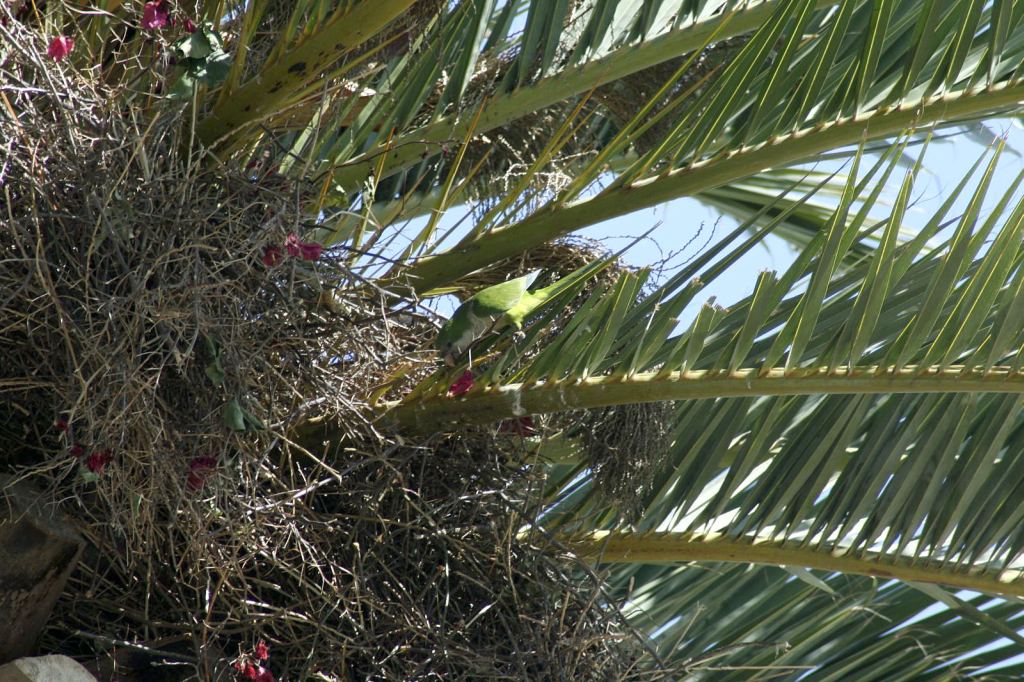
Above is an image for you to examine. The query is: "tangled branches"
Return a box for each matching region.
[1,17,662,680]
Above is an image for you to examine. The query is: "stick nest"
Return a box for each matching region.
[0,19,661,681]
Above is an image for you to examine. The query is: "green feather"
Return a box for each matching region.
[434,271,538,363]
[434,224,657,364]
[435,260,609,362]
[469,270,540,314]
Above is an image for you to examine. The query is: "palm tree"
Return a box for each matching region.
[9,0,1024,678]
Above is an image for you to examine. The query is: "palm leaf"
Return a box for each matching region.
[392,0,1024,291]
[381,142,1024,617]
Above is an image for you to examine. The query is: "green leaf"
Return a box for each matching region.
[168,70,199,100]
[175,28,216,60]
[240,405,265,431]
[205,358,225,388]
[204,364,225,388]
[204,336,225,387]
[201,53,233,86]
[223,398,246,431]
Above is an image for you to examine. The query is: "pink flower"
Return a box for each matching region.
[239,663,273,681]
[261,245,283,267]
[54,417,69,432]
[141,1,169,30]
[85,450,113,474]
[184,17,196,33]
[449,371,474,397]
[187,456,217,490]
[254,639,269,660]
[190,456,217,471]
[69,443,85,458]
[297,241,322,261]
[498,416,535,436]
[233,659,273,681]
[46,36,74,61]
[283,233,323,261]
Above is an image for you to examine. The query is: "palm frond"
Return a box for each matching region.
[395,0,1024,291]
[611,562,1024,678]
[380,141,1024,611]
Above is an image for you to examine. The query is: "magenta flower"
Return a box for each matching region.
[69,443,85,458]
[235,662,274,681]
[190,456,217,471]
[498,416,535,436]
[254,639,269,661]
[261,245,283,267]
[187,456,217,490]
[85,450,113,474]
[46,36,74,61]
[297,241,323,261]
[54,417,69,432]
[449,371,474,397]
[284,233,323,261]
[141,1,169,30]
[184,17,196,33]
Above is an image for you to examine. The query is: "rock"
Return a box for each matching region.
[0,655,96,681]
[0,478,84,662]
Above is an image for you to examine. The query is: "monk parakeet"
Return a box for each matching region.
[435,265,597,366]
[434,225,658,366]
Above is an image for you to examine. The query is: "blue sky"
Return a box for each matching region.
[576,119,1024,324]
[416,118,1024,327]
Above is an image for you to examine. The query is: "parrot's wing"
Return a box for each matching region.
[521,223,662,313]
[435,301,496,361]
[470,270,541,316]
[434,304,470,351]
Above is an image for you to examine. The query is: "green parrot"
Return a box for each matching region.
[434,225,659,366]
[435,263,604,366]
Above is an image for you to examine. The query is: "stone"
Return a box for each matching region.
[0,478,84,662]
[0,655,96,681]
